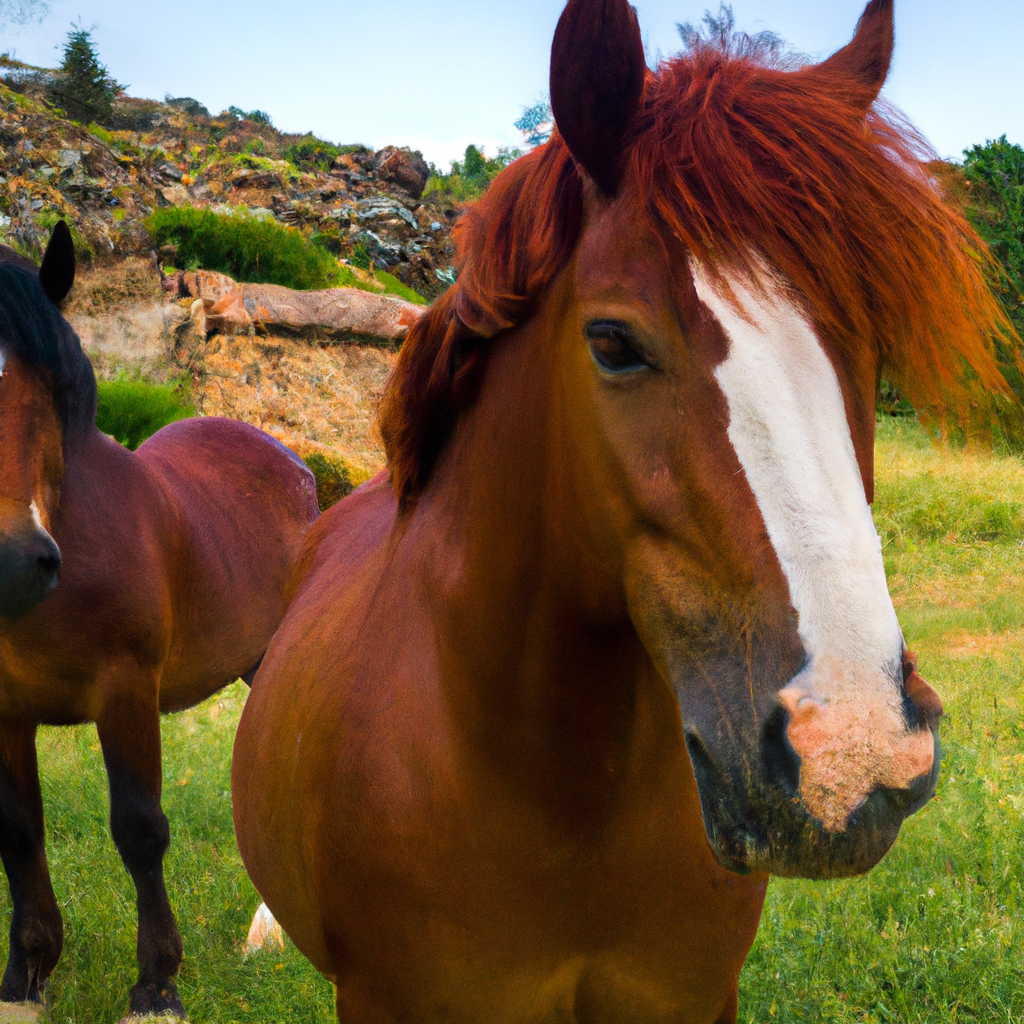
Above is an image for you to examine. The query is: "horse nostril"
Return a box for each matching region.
[34,536,61,579]
[761,705,801,798]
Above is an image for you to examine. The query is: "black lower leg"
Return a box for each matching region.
[99,698,184,1018]
[0,720,62,1003]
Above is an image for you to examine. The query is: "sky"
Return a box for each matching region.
[0,0,1020,168]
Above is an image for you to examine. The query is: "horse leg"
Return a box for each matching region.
[96,685,185,1018]
[0,719,62,1003]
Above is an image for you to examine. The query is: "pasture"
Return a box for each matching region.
[17,417,1024,1023]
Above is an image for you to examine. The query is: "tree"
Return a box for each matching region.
[47,26,120,124]
[677,3,794,65]
[961,136,1024,338]
[515,100,553,149]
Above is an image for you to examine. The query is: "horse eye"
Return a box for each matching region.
[586,322,649,375]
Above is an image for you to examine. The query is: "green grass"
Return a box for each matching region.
[95,378,194,450]
[145,207,345,292]
[738,418,1024,1023]
[36,684,335,1023]
[13,417,1024,1020]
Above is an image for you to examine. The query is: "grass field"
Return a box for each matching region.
[17,418,1024,1022]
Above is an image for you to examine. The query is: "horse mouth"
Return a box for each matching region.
[684,724,940,879]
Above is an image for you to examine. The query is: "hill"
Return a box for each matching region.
[0,55,459,299]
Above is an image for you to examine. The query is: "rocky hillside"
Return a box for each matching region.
[0,56,476,484]
[0,56,459,299]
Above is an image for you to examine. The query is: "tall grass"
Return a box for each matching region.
[146,208,344,291]
[95,378,194,450]
[739,418,1024,1023]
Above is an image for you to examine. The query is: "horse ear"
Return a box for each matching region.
[550,0,646,197]
[39,220,75,306]
[814,0,894,109]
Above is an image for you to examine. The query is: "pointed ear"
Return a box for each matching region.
[814,0,894,110]
[39,220,75,306]
[550,0,646,197]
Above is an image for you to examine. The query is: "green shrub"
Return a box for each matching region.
[422,144,522,204]
[95,379,194,450]
[286,133,341,173]
[302,451,355,510]
[145,207,342,290]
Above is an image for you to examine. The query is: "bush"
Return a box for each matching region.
[285,134,341,173]
[96,379,193,450]
[422,144,522,204]
[145,207,343,290]
[302,452,357,510]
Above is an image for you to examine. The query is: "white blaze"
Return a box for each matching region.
[690,263,936,833]
[691,263,901,673]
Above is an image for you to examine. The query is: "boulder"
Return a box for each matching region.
[373,146,430,199]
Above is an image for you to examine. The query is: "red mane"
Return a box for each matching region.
[380,49,1017,505]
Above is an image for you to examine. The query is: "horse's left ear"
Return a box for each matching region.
[39,220,76,307]
[550,0,646,197]
[813,0,894,110]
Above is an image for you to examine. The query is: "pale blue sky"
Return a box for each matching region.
[1,0,1020,168]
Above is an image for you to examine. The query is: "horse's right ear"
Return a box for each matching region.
[550,0,646,197]
[39,220,75,307]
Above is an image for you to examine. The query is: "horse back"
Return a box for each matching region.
[137,417,319,709]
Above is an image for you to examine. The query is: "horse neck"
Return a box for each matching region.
[407,290,655,816]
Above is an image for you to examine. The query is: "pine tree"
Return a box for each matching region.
[47,26,119,124]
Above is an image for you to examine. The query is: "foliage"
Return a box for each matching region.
[516,99,553,149]
[95,378,193,449]
[961,137,1024,340]
[303,451,355,510]
[46,26,120,124]
[375,269,427,305]
[228,105,273,126]
[422,144,521,204]
[285,133,341,173]
[145,207,343,291]
[677,3,796,65]
[165,94,210,119]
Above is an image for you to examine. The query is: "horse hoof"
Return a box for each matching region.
[0,1002,43,1023]
[122,981,186,1022]
[117,1013,186,1024]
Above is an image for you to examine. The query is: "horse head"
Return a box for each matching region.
[383,0,1012,880]
[547,0,964,877]
[0,223,82,618]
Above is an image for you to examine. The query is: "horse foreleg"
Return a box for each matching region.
[96,681,185,1019]
[0,719,61,1003]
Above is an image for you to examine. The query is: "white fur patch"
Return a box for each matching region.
[691,264,937,830]
[691,263,901,673]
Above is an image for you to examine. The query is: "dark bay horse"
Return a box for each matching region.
[233,1,1010,1020]
[0,224,320,1017]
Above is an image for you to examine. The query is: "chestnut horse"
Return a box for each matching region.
[233,1,1011,1020]
[0,225,319,1017]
